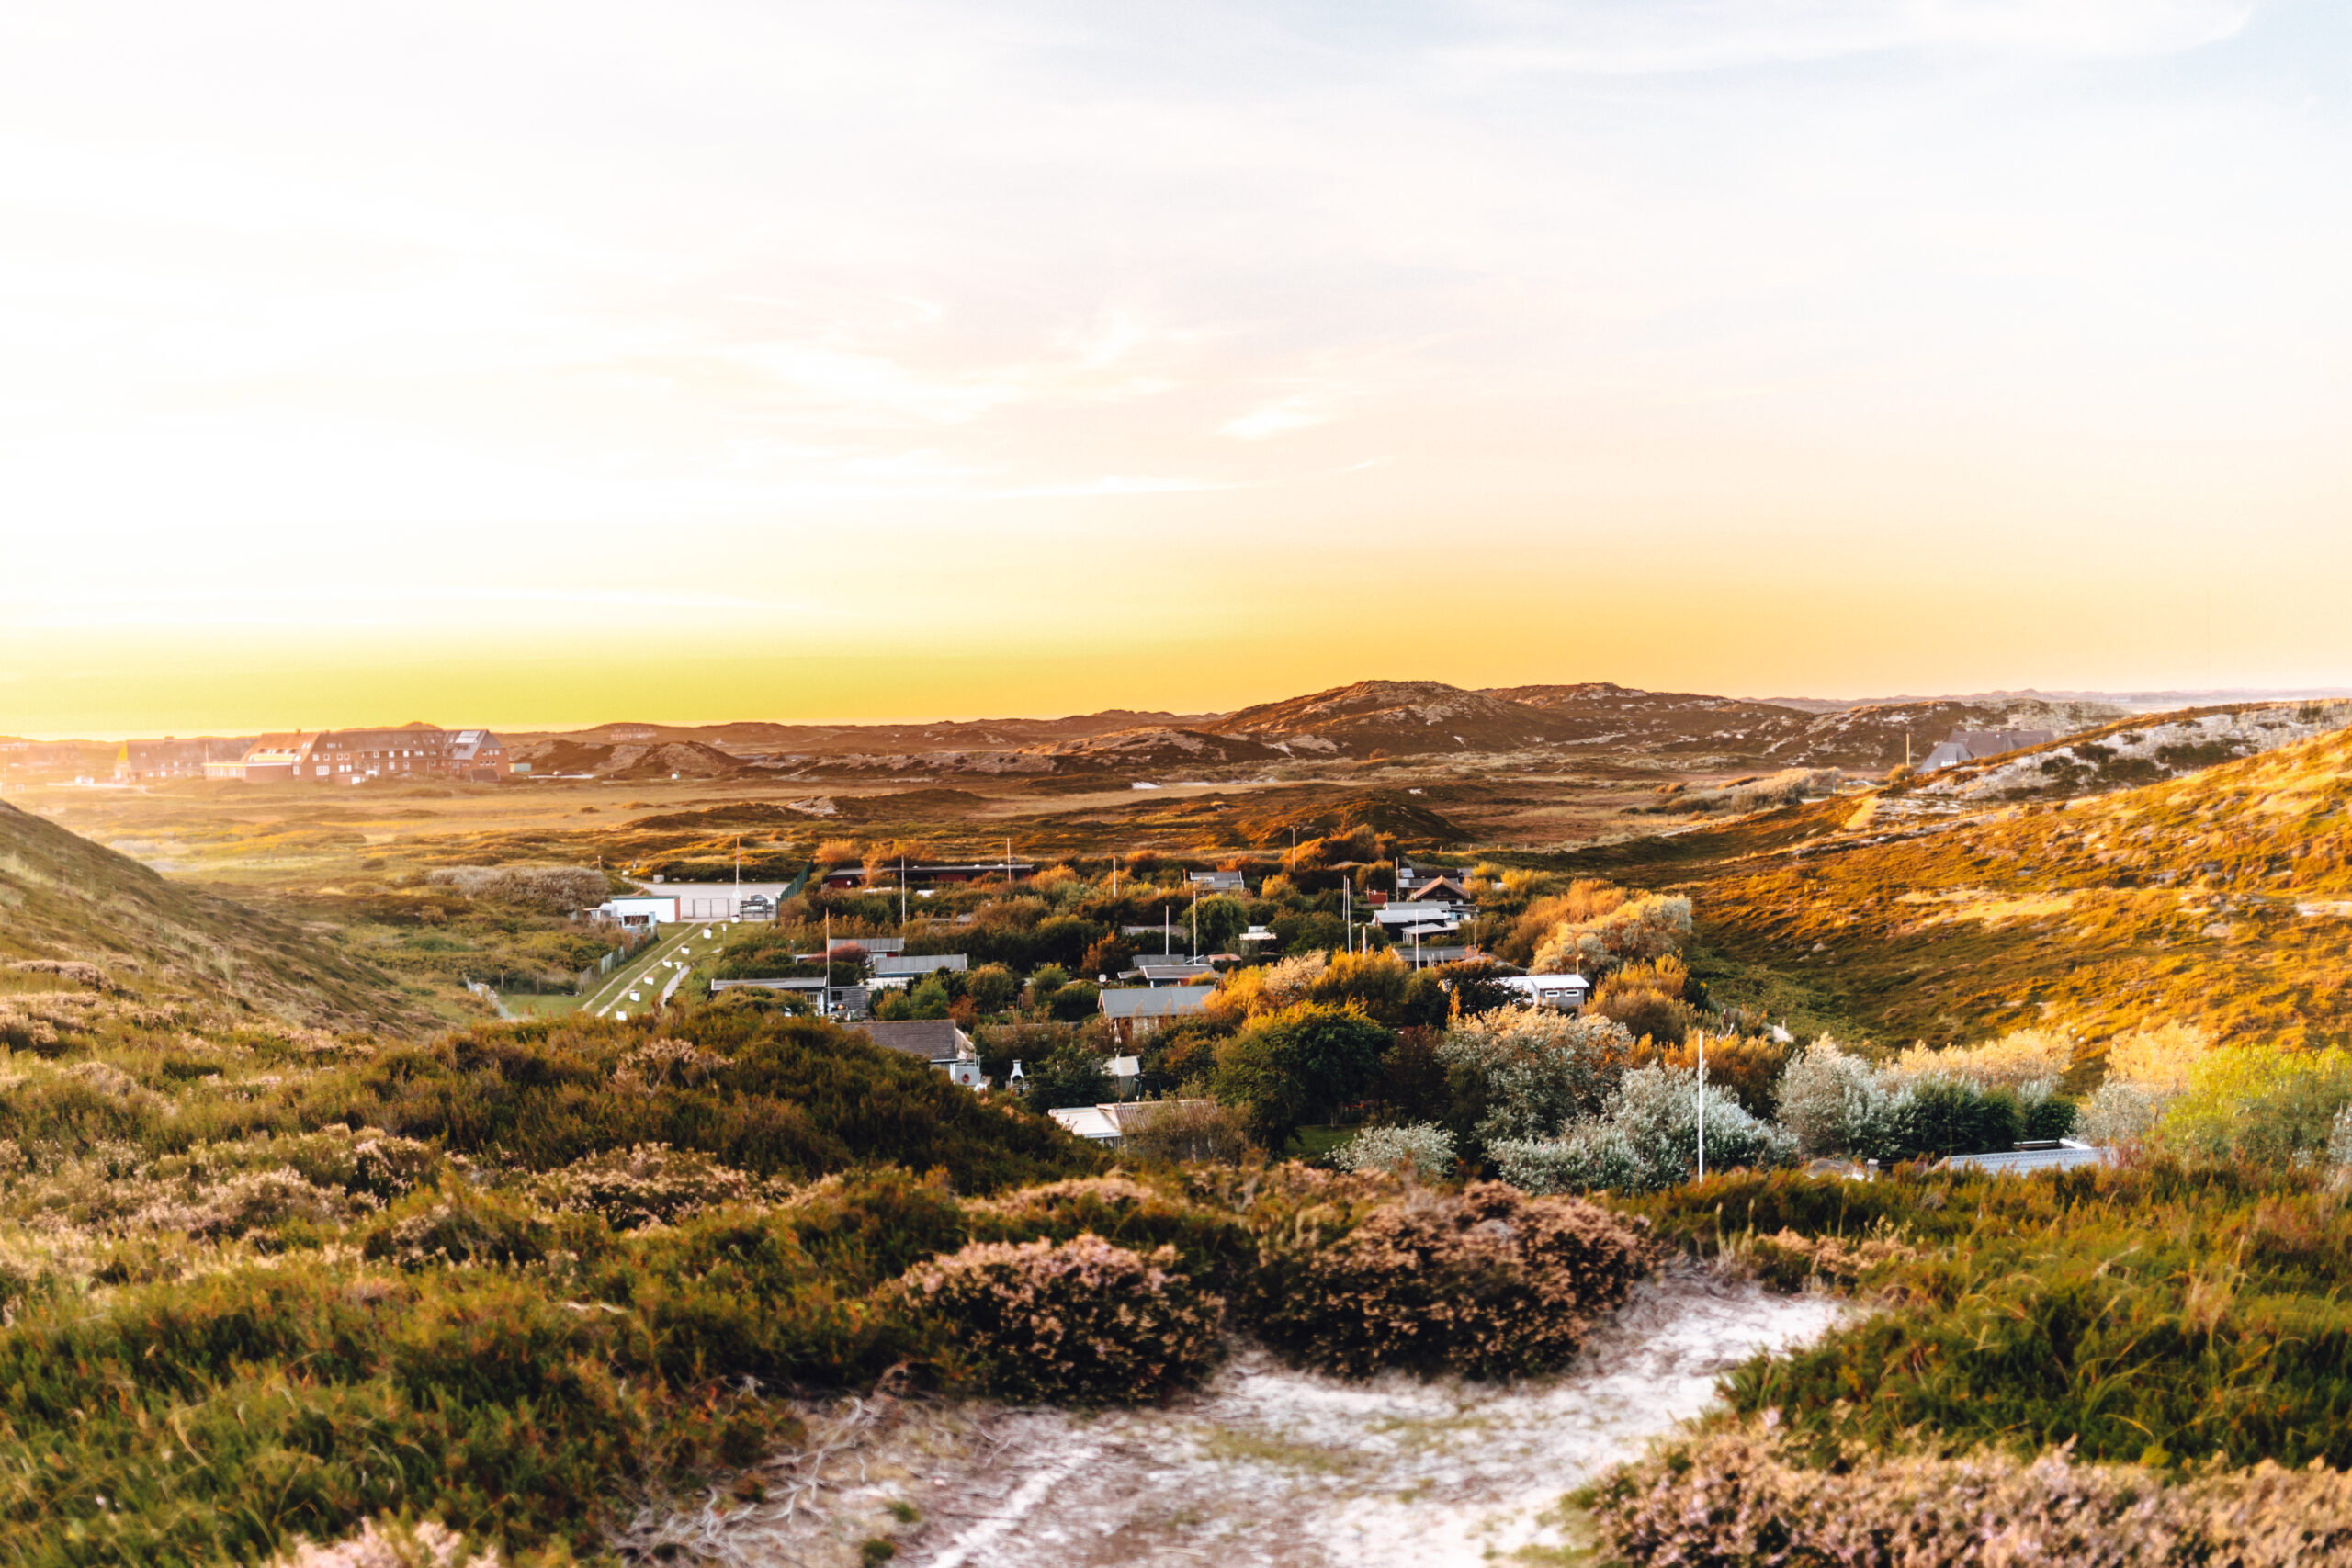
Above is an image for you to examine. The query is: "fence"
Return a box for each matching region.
[575,926,660,994]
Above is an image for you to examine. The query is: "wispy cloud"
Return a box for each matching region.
[1223,395,1329,441]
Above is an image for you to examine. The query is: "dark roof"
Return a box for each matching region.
[853,1020,972,1063]
[1100,987,1213,1021]
[873,953,967,976]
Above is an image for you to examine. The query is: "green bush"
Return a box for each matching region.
[1022,1042,1113,1111]
[333,1008,1097,1193]
[1213,1002,1392,1153]
[895,1235,1222,1403]
[1046,980,1101,1022]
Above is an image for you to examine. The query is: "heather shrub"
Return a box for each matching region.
[152,1168,354,1245]
[1334,1122,1455,1180]
[159,1126,442,1201]
[1589,1423,2352,1568]
[775,1167,969,1292]
[895,1235,1221,1403]
[357,1184,581,1270]
[339,1009,1098,1193]
[966,1175,1252,1285]
[528,1143,763,1230]
[1249,1180,1651,1379]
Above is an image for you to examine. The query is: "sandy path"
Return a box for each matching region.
[899,1266,1840,1568]
[607,1265,1841,1568]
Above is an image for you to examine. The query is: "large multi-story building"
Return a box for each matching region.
[116,738,257,782]
[205,724,509,784]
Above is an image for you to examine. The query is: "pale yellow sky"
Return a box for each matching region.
[3,0,2348,735]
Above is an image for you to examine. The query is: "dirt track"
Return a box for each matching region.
[613,1265,1843,1568]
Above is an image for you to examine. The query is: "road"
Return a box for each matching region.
[585,922,727,1020]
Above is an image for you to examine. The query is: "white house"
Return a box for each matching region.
[594,896,679,929]
[1498,973,1590,1010]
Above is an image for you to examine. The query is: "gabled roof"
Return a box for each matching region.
[872,953,968,976]
[1099,987,1213,1021]
[854,1019,972,1063]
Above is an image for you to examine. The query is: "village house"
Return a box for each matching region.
[850,1020,985,1088]
[203,724,507,784]
[117,737,254,782]
[447,729,510,782]
[1047,1097,1214,1146]
[1099,985,1212,1044]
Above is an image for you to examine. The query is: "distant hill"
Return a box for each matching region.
[1913,700,2352,801]
[1036,727,1290,772]
[0,799,418,1030]
[505,738,751,780]
[1212,680,1559,755]
[502,682,2147,775]
[510,709,1223,757]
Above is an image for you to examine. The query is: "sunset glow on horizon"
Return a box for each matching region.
[5,0,2349,737]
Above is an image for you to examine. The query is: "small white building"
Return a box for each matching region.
[1498,973,1590,1010]
[594,896,679,929]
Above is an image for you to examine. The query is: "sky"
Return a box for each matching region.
[2,0,2348,735]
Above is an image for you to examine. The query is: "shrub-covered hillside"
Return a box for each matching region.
[1558,723,2352,1050]
[0,799,420,1030]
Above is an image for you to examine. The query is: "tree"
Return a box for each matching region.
[909,976,953,1019]
[1080,935,1136,982]
[1024,1043,1114,1112]
[1213,1002,1393,1153]
[965,964,1019,1015]
[1026,964,1069,1011]
[1435,959,1515,1020]
[1047,980,1102,1023]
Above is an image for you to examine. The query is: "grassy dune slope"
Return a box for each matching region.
[0,799,422,1031]
[1563,728,2352,1051]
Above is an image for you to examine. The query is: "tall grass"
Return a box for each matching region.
[1626,1161,2352,1470]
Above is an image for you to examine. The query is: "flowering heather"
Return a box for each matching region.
[897,1234,1223,1403]
[1250,1180,1652,1379]
[1591,1424,2352,1568]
